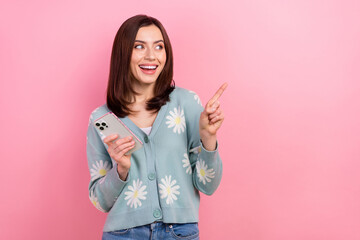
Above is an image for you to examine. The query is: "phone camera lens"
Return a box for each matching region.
[95,123,100,126]
[101,122,106,126]
[100,127,104,130]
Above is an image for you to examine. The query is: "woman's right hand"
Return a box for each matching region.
[103,134,135,181]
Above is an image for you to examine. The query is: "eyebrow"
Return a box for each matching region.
[134,40,164,44]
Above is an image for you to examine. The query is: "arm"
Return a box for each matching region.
[86,118,129,212]
[186,91,223,195]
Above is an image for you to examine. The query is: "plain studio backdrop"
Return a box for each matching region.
[0,0,359,239]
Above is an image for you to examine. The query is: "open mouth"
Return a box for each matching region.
[139,65,158,70]
[139,65,158,75]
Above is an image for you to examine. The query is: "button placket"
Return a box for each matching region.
[153,208,162,218]
[143,134,162,221]
[148,172,156,180]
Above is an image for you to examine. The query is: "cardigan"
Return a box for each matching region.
[86,87,223,232]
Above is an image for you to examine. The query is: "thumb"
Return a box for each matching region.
[199,109,210,128]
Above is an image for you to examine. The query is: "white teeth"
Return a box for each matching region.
[139,65,157,70]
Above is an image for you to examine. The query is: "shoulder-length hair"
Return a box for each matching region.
[106,14,175,118]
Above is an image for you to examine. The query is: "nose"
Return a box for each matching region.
[144,47,155,61]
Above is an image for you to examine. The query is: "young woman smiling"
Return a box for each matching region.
[86,15,227,239]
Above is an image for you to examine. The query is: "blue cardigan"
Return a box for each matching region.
[86,87,223,232]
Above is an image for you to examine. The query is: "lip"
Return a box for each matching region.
[139,64,158,66]
[138,64,158,75]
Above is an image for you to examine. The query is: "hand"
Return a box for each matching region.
[103,134,135,181]
[199,83,228,150]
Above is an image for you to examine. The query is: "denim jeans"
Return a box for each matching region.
[102,222,199,240]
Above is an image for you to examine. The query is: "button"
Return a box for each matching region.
[144,136,149,143]
[148,172,156,180]
[153,209,162,218]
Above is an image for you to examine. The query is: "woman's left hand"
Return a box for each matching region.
[199,83,228,151]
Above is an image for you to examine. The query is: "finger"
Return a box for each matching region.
[210,112,224,124]
[120,144,136,155]
[112,137,133,153]
[208,109,221,120]
[209,109,222,121]
[103,134,118,145]
[206,101,220,114]
[208,83,228,106]
[113,144,136,158]
[110,140,135,157]
[114,136,133,146]
[114,140,135,153]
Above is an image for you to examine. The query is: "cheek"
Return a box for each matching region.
[131,52,142,66]
[130,62,138,76]
[162,52,167,63]
[156,51,166,64]
[158,54,167,73]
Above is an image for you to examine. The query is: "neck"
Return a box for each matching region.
[132,82,155,104]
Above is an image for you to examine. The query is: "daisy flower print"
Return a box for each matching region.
[159,175,180,205]
[196,159,215,185]
[190,145,202,154]
[91,107,101,118]
[182,153,192,174]
[189,90,202,106]
[90,160,111,181]
[89,106,101,123]
[89,190,105,212]
[124,179,147,209]
[166,106,186,134]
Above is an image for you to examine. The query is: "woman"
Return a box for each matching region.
[87,14,227,239]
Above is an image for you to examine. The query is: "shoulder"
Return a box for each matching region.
[89,104,111,123]
[170,87,203,107]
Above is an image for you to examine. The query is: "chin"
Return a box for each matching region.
[136,77,158,86]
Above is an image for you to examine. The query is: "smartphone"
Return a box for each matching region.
[93,112,143,155]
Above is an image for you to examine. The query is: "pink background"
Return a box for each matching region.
[1,0,360,239]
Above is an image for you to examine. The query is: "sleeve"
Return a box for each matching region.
[185,91,223,196]
[86,116,129,212]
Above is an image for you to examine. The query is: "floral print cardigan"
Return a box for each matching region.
[86,87,223,232]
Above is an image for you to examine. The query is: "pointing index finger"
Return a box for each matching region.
[209,82,228,106]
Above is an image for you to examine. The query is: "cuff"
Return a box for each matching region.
[106,163,129,192]
[199,140,219,163]
[200,139,219,153]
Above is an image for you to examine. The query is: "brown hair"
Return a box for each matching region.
[106,14,175,118]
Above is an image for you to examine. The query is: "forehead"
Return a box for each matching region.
[135,25,164,41]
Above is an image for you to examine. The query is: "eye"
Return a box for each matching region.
[134,44,144,49]
[155,45,164,50]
